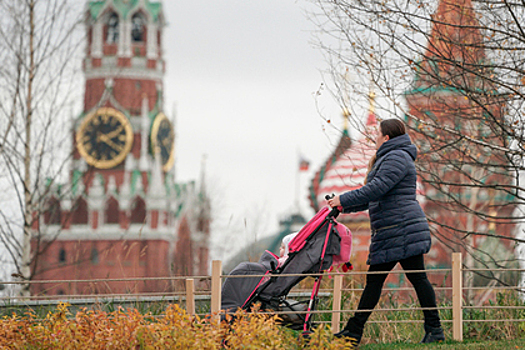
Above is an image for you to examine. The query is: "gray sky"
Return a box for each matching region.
[162,0,343,259]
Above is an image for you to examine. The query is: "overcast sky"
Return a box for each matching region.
[162,1,346,260]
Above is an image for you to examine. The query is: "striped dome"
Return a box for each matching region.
[316,115,378,217]
[312,115,426,217]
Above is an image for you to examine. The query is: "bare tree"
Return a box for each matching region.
[308,0,525,296]
[0,0,83,296]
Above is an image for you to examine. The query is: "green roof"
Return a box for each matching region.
[88,0,162,21]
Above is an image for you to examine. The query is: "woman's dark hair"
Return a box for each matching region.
[365,119,407,184]
[380,119,406,139]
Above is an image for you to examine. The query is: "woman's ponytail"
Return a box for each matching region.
[364,153,377,185]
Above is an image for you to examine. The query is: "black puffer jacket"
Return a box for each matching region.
[340,133,431,265]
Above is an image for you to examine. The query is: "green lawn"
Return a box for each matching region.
[360,338,525,349]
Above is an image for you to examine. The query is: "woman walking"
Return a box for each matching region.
[328,118,444,348]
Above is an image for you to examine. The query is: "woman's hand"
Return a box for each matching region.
[327,195,341,208]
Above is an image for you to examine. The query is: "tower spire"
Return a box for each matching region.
[140,94,150,171]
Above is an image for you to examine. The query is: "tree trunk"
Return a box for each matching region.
[20,0,36,297]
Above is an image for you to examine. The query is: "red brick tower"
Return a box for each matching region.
[404,0,514,271]
[30,0,210,296]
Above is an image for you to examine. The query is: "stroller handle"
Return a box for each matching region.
[325,194,341,218]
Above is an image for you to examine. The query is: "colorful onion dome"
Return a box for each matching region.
[308,128,352,212]
[309,92,425,218]
[312,109,379,220]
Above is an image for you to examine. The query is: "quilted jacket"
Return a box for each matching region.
[339,133,431,265]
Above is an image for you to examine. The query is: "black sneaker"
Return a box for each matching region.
[420,327,445,343]
[334,329,360,348]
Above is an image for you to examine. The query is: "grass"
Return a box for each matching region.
[359,338,525,349]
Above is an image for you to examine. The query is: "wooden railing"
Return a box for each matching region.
[1,252,525,342]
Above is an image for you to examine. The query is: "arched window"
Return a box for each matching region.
[44,197,61,225]
[105,197,120,224]
[105,12,119,44]
[130,197,146,224]
[71,197,88,225]
[173,217,193,276]
[131,13,146,42]
[90,248,99,265]
[58,248,66,264]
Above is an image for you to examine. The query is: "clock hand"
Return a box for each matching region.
[104,124,125,139]
[98,133,124,152]
[162,137,172,147]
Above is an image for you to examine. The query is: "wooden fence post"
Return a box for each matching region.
[452,252,463,341]
[331,274,344,333]
[210,260,222,322]
[185,278,195,315]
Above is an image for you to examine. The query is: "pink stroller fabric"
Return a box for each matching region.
[221,206,352,329]
[288,207,330,253]
[288,206,351,265]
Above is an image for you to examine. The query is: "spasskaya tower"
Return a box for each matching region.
[31,0,210,296]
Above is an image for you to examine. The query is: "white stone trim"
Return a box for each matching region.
[91,21,103,58]
[129,116,144,132]
[146,23,158,59]
[146,198,168,211]
[102,56,118,66]
[191,231,208,245]
[131,56,148,69]
[121,19,132,57]
[84,66,164,81]
[39,225,176,241]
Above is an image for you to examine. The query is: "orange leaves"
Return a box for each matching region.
[2,303,342,349]
[0,302,368,349]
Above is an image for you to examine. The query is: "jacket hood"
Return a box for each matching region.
[376,133,417,160]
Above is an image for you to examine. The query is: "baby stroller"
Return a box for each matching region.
[221,204,352,332]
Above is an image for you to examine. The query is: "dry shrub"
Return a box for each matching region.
[222,304,296,349]
[0,302,362,349]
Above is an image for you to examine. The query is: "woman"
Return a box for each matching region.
[328,119,444,347]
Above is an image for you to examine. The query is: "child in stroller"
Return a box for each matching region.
[220,206,352,331]
[278,232,298,266]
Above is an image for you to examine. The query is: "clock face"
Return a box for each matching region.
[150,113,175,172]
[76,107,133,169]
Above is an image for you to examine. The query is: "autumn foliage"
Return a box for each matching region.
[0,303,353,349]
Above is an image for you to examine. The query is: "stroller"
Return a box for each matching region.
[221,204,352,332]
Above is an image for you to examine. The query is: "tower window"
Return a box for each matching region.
[90,248,99,265]
[131,13,146,42]
[58,248,66,264]
[131,197,146,224]
[106,13,119,44]
[105,197,120,224]
[72,197,88,225]
[44,197,61,225]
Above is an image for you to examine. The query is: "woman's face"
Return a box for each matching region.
[375,130,390,150]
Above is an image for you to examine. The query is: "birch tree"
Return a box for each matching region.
[0,0,83,296]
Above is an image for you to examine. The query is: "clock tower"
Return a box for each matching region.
[30,0,210,296]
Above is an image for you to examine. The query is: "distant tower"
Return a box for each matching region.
[404,0,514,268]
[30,0,210,296]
